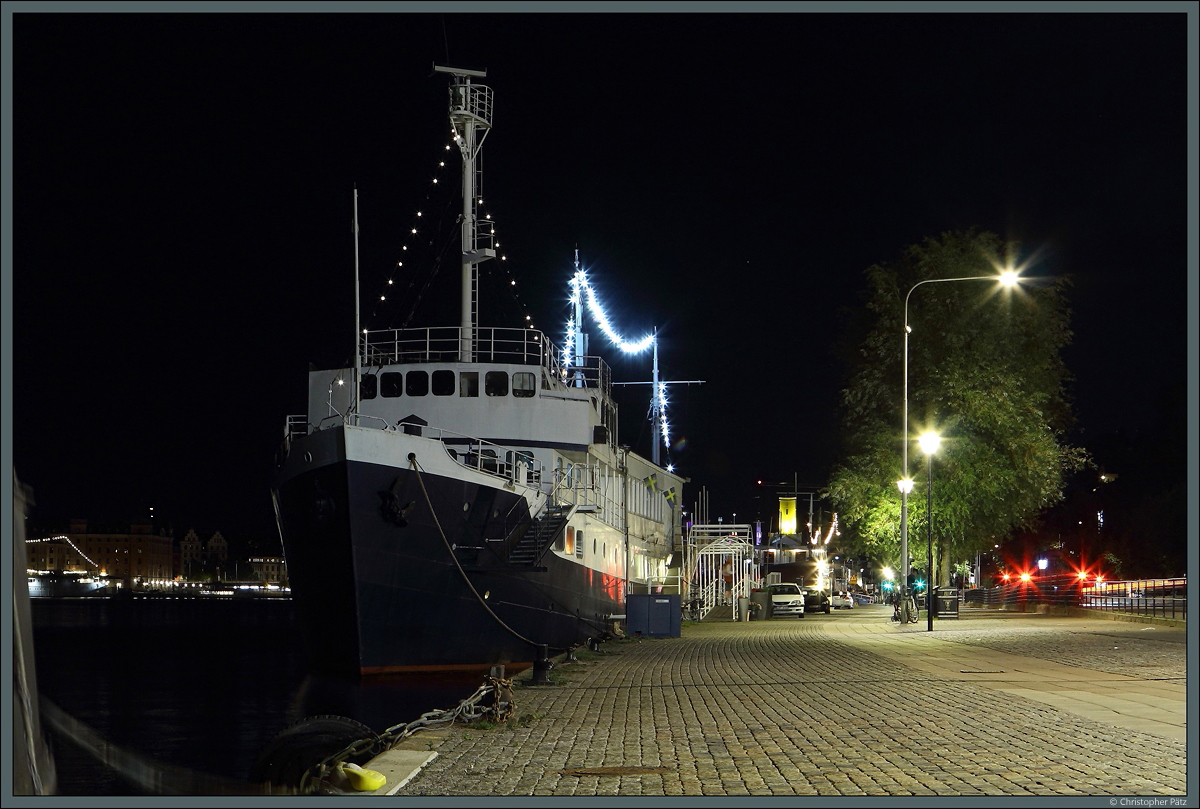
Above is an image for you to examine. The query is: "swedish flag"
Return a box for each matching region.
[663,487,677,504]
[643,474,657,492]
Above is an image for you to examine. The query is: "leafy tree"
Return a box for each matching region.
[826,230,1089,584]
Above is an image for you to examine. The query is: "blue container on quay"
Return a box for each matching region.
[626,594,681,638]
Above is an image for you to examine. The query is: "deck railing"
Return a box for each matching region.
[358,325,612,398]
[360,326,557,370]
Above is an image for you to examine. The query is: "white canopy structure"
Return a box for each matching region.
[686,525,755,621]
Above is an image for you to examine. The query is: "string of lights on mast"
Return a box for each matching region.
[564,250,675,470]
[357,71,688,471]
[361,136,537,332]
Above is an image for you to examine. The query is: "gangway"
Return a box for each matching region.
[686,524,755,621]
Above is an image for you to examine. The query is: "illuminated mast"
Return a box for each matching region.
[651,331,663,466]
[435,64,496,362]
[572,248,586,387]
[566,257,700,467]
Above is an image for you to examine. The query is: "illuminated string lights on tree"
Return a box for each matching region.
[808,514,841,546]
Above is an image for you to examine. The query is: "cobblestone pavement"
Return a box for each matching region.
[924,624,1186,681]
[395,607,1189,798]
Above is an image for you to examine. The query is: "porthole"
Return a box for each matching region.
[463,502,470,512]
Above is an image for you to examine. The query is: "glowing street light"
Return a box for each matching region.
[898,269,1020,627]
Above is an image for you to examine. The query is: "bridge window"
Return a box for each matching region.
[513,372,536,398]
[562,526,574,555]
[460,372,479,397]
[406,370,429,396]
[577,532,584,559]
[360,374,377,400]
[485,371,508,397]
[381,372,403,398]
[432,370,455,396]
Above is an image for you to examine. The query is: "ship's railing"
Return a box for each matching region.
[358,326,613,399]
[280,413,546,489]
[400,421,545,488]
[450,80,493,128]
[565,461,623,525]
[285,414,307,438]
[552,461,607,514]
[282,415,309,456]
[564,355,613,403]
[361,326,557,369]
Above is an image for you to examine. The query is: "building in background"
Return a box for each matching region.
[25,520,174,592]
[248,556,288,586]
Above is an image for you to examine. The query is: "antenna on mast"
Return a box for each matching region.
[434,64,495,362]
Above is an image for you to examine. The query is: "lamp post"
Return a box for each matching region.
[899,270,1019,626]
[919,431,941,631]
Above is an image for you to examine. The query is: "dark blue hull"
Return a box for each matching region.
[273,442,624,677]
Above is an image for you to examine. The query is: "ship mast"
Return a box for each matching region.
[651,331,661,466]
[352,186,361,420]
[434,64,496,362]
[572,248,586,387]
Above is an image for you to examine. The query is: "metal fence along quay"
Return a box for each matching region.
[966,577,1187,621]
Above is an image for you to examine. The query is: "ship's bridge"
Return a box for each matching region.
[300,326,619,456]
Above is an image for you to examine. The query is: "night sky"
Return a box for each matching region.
[5,7,1195,547]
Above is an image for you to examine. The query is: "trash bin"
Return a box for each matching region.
[933,587,960,619]
[749,590,772,620]
[736,596,751,622]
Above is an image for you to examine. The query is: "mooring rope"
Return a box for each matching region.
[407,453,558,651]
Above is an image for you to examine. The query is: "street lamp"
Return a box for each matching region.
[919,431,941,632]
[895,476,914,620]
[899,269,1019,627]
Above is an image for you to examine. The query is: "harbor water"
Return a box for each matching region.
[28,596,482,796]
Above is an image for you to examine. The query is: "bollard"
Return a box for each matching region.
[530,644,553,684]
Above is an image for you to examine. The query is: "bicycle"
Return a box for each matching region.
[890,591,919,623]
[682,598,704,623]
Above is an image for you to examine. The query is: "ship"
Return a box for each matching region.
[271,65,685,678]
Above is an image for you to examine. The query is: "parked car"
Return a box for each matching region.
[803,587,831,614]
[830,590,856,609]
[765,583,806,618]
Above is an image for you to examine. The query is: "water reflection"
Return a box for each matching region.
[29,597,485,796]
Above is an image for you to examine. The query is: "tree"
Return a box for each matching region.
[826,230,1089,585]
